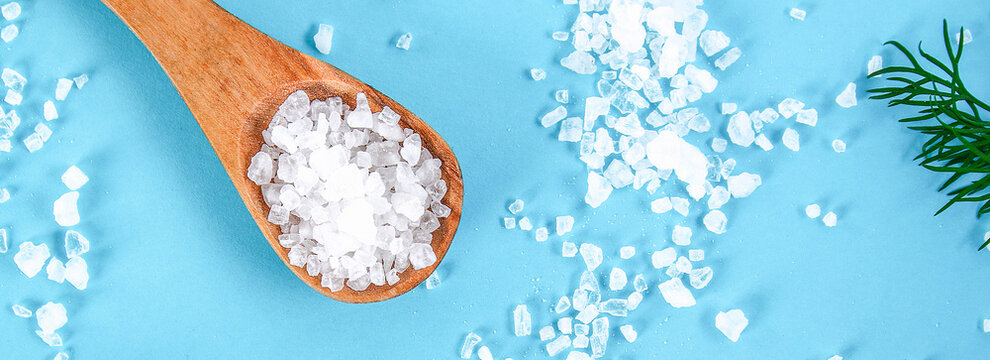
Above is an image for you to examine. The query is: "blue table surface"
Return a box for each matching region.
[1,0,989,358]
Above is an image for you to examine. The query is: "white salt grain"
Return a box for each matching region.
[868,56,883,77]
[477,346,492,360]
[556,89,570,104]
[805,204,821,218]
[715,309,749,342]
[579,243,602,270]
[832,139,847,153]
[796,109,818,127]
[535,227,549,242]
[36,302,67,334]
[556,215,575,235]
[658,278,696,308]
[609,267,627,290]
[14,242,50,277]
[699,30,730,57]
[314,24,334,54]
[789,8,806,21]
[514,304,532,336]
[55,79,73,101]
[782,128,800,151]
[459,332,481,359]
[395,33,413,50]
[1,2,19,21]
[0,24,16,42]
[74,74,90,89]
[715,47,741,70]
[46,258,65,283]
[823,212,838,227]
[0,228,6,253]
[65,256,89,290]
[508,199,525,214]
[619,325,637,342]
[703,210,727,234]
[12,304,31,317]
[531,68,547,81]
[503,217,516,229]
[54,352,69,360]
[836,83,857,108]
[519,217,533,231]
[35,123,52,142]
[552,31,570,41]
[44,101,58,121]
[727,173,761,198]
[619,246,635,259]
[650,197,672,213]
[689,249,705,261]
[1,68,25,92]
[562,241,578,257]
[540,325,556,341]
[425,271,441,289]
[672,225,692,246]
[754,133,773,151]
[53,192,80,226]
[4,89,21,105]
[62,166,89,190]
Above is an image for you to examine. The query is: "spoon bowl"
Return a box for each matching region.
[102,0,463,302]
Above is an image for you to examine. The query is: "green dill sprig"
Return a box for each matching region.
[867,20,990,250]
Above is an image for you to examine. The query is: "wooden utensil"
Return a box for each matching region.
[100,0,463,303]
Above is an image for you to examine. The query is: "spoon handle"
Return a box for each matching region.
[100,0,316,166]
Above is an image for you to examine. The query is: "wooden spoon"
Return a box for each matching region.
[100,0,463,303]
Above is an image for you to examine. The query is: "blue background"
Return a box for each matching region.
[1,0,988,358]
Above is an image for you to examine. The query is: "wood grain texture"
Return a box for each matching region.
[101,0,463,303]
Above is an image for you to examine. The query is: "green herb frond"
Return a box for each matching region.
[867,20,990,250]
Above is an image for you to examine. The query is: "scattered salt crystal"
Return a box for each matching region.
[35,123,52,142]
[546,335,572,356]
[585,172,613,208]
[796,108,818,127]
[555,296,572,313]
[828,356,844,360]
[868,56,883,76]
[823,211,838,227]
[14,242,50,277]
[508,199,525,214]
[562,241,578,257]
[689,267,713,289]
[672,225,692,246]
[715,47,741,70]
[983,319,990,333]
[579,243,602,270]
[12,304,31,317]
[789,8,806,21]
[4,89,21,105]
[54,352,69,360]
[519,217,533,231]
[44,101,59,121]
[55,79,73,101]
[560,51,597,74]
[425,271,441,289]
[703,210,727,234]
[552,31,570,41]
[395,33,413,50]
[477,346,493,360]
[0,23,16,42]
[832,139,846,153]
[836,83,857,108]
[754,133,773,151]
[535,227,549,242]
[699,30,730,57]
[575,305,599,323]
[0,228,6,253]
[1,2,19,20]
[777,98,805,119]
[514,304,532,336]
[531,68,547,81]
[619,324,637,342]
[313,24,334,54]
[559,117,583,142]
[711,137,728,153]
[1,68,25,92]
[503,217,516,229]
[0,188,8,203]
[727,112,755,147]
[64,256,89,290]
[459,332,481,359]
[53,192,80,226]
[715,309,749,342]
[727,172,762,198]
[556,89,570,104]
[650,197,672,213]
[652,247,676,268]
[74,74,89,89]
[556,215,575,235]
[689,249,704,261]
[646,130,709,187]
[609,267,627,290]
[61,166,89,190]
[957,29,973,45]
[619,246,635,259]
[671,197,690,216]
[782,128,800,151]
[558,317,573,334]
[721,103,737,115]
[658,278,696,308]
[540,325,556,341]
[46,258,65,283]
[36,302,68,334]
[36,330,63,347]
[806,204,821,218]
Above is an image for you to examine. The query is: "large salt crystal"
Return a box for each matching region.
[546,335,572,356]
[579,243,603,270]
[314,24,334,54]
[36,302,68,334]
[556,215,575,235]
[727,111,755,147]
[531,68,547,81]
[541,106,568,127]
[685,64,718,93]
[61,166,89,190]
[619,246,635,259]
[651,197,672,213]
[703,210,727,234]
[55,79,73,101]
[836,83,857,108]
[64,230,90,258]
[2,68,25,92]
[396,33,413,50]
[754,134,773,151]
[585,172,613,208]
[540,325,556,341]
[609,267,627,290]
[12,304,31,317]
[672,225,692,246]
[65,257,89,290]
[699,30,730,57]
[560,51,597,74]
[868,56,883,76]
[782,128,800,151]
[609,0,646,52]
[789,8,806,21]
[4,89,21,105]
[652,247,677,268]
[715,309,749,342]
[658,278,696,308]
[727,172,761,198]
[558,117,583,142]
[823,212,838,227]
[408,243,437,269]
[777,98,804,119]
[1,2,19,20]
[459,332,481,359]
[832,139,847,153]
[44,101,59,121]
[53,191,80,226]
[806,204,821,218]
[514,304,532,336]
[0,24,16,42]
[671,197,690,216]
[796,108,818,127]
[715,47,741,70]
[646,130,708,186]
[14,242,51,277]
[689,267,713,289]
